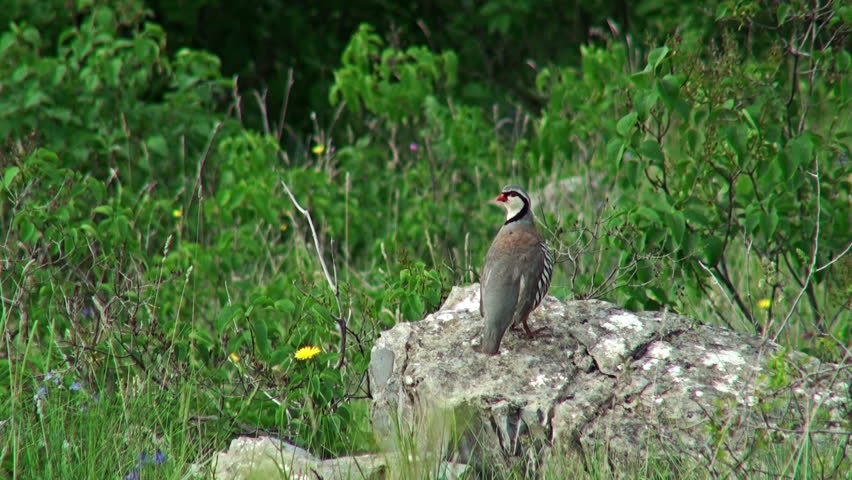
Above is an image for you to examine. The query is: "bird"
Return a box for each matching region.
[479,185,553,354]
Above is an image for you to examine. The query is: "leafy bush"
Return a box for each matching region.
[0,5,230,182]
[533,1,851,349]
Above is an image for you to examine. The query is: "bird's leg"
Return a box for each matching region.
[521,315,546,338]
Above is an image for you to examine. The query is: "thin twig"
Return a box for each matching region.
[279,180,347,368]
[253,89,271,136]
[816,240,852,272]
[276,69,295,142]
[186,121,224,214]
[697,260,737,330]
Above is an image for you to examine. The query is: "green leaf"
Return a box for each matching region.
[622,159,640,188]
[274,299,296,314]
[312,303,331,320]
[647,46,670,71]
[3,167,20,189]
[253,320,270,357]
[12,65,30,83]
[735,175,755,199]
[93,205,113,216]
[629,70,651,89]
[702,236,724,265]
[786,136,813,164]
[24,90,49,109]
[744,204,761,235]
[657,74,685,111]
[616,112,638,136]
[216,305,243,334]
[778,150,796,180]
[638,140,664,163]
[402,296,424,320]
[684,207,710,228]
[636,206,662,224]
[634,90,658,120]
[759,209,779,241]
[645,287,667,305]
[668,211,686,246]
[79,223,97,237]
[777,3,791,26]
[606,138,626,167]
[725,124,748,162]
[19,219,35,243]
[685,129,703,153]
[146,135,168,156]
[837,49,851,72]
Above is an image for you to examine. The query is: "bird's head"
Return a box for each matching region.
[494,185,531,223]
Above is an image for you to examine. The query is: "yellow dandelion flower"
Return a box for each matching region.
[294,345,321,361]
[757,298,771,309]
[311,144,325,155]
[172,209,182,218]
[280,224,288,232]
[229,352,240,362]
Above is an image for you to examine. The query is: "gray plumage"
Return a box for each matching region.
[480,185,553,354]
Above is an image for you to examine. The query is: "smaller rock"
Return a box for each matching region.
[211,436,471,480]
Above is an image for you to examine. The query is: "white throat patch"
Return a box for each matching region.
[503,195,526,221]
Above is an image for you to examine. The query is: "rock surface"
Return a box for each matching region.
[370,284,852,475]
[211,436,470,480]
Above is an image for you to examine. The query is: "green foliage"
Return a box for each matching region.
[2,0,851,477]
[330,23,458,123]
[534,2,851,345]
[381,261,447,324]
[0,4,231,181]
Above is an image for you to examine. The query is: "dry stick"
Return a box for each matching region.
[816,239,852,272]
[253,89,271,135]
[698,260,738,330]
[232,75,243,124]
[344,172,350,271]
[186,121,224,215]
[275,69,295,143]
[279,180,347,369]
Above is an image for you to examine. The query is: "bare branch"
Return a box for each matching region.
[816,240,852,272]
[279,180,348,368]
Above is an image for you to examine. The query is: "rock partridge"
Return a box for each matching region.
[480,185,553,354]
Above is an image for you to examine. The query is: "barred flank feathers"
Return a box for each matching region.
[534,242,553,307]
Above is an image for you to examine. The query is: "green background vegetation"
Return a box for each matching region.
[1,0,850,477]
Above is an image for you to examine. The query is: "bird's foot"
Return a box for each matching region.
[521,323,546,338]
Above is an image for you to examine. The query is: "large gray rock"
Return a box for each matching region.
[369,284,851,476]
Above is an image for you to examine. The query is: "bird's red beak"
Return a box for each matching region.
[496,193,508,202]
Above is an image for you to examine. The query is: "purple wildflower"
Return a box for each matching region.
[153,449,166,465]
[70,382,82,391]
[409,143,419,151]
[34,385,48,401]
[45,371,61,385]
[123,469,139,480]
